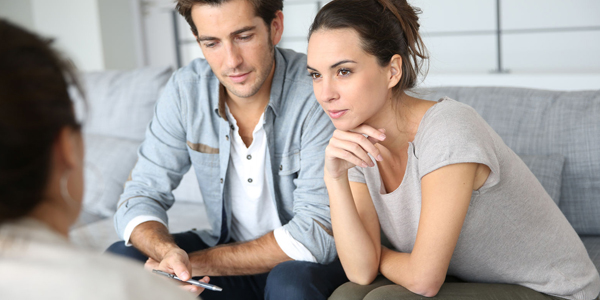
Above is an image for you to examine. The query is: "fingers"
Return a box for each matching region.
[171,261,192,281]
[181,276,209,296]
[146,249,205,295]
[152,248,193,281]
[181,284,203,296]
[350,125,386,146]
[144,257,159,271]
[331,129,384,163]
[328,139,373,168]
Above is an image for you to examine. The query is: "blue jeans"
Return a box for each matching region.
[106,231,348,300]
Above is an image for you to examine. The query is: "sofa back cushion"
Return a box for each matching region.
[416,87,600,235]
[72,67,173,221]
[78,67,173,142]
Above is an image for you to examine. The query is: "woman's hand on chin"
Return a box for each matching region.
[324,124,386,180]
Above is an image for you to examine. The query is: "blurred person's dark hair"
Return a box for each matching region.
[175,0,283,38]
[0,19,83,223]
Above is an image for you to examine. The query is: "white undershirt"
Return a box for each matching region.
[225,108,315,262]
[227,111,280,242]
[123,107,316,262]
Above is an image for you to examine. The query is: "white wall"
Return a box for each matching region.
[3,0,599,89]
[0,0,35,31]
[98,0,138,70]
[30,0,105,71]
[281,0,600,90]
[0,0,141,72]
[141,0,180,68]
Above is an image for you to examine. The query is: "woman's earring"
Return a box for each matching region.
[60,171,77,209]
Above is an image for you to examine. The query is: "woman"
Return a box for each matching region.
[306,0,600,299]
[0,20,206,299]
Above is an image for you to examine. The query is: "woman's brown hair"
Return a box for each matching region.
[309,0,428,94]
[0,20,82,222]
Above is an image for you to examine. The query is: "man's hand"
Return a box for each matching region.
[145,248,193,281]
[145,250,210,296]
[131,221,209,294]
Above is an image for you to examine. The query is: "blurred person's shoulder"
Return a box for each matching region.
[0,219,198,300]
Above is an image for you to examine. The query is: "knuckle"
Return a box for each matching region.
[333,130,342,138]
[342,151,353,160]
[358,135,368,143]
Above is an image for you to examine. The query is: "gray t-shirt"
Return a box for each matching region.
[348,98,600,300]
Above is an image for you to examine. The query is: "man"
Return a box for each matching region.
[106,0,347,299]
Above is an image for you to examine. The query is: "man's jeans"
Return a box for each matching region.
[106,231,348,300]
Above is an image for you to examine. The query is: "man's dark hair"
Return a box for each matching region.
[176,0,284,37]
[0,19,82,222]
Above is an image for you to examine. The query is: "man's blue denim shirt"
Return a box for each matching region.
[114,48,337,264]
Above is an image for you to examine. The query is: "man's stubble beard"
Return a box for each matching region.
[224,35,275,99]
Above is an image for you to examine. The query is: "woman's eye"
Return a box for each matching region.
[310,73,321,80]
[338,69,351,76]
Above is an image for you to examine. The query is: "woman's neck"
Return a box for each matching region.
[365,93,426,154]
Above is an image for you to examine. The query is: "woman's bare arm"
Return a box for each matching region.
[379,163,480,297]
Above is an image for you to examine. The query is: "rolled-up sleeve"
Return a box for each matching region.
[114,72,192,239]
[281,101,337,264]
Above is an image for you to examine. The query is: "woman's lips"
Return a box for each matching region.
[229,72,250,83]
[328,110,348,119]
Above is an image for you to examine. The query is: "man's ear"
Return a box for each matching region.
[388,54,403,89]
[270,10,284,46]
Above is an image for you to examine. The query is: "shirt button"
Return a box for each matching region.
[279,165,283,171]
[247,178,253,183]
[220,178,223,183]
[246,154,252,160]
[225,135,229,141]
[230,124,235,131]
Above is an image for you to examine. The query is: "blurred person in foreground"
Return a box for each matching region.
[0,19,206,300]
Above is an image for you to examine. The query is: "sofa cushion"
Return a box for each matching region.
[417,87,600,235]
[77,66,173,142]
[79,134,204,222]
[581,236,600,273]
[519,154,564,205]
[82,134,140,218]
[73,66,203,220]
[70,201,210,251]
